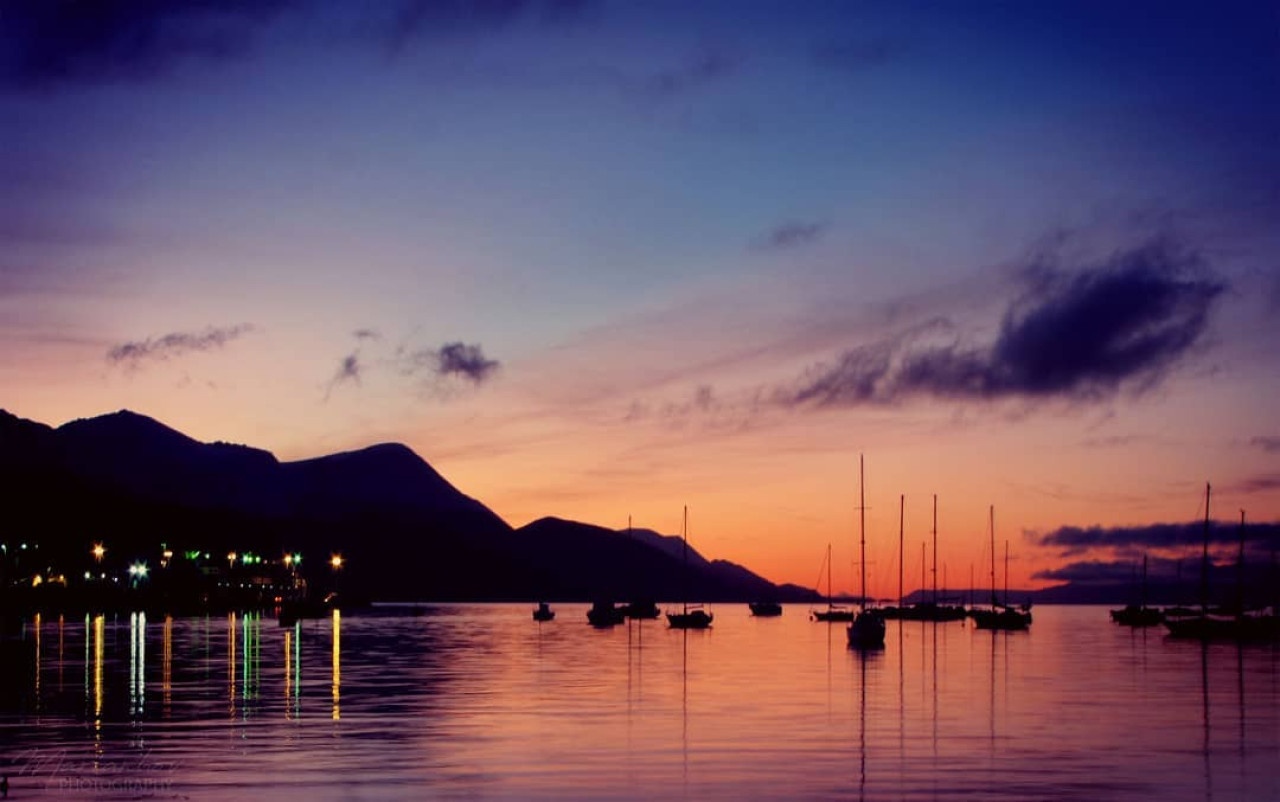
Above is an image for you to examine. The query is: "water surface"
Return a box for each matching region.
[2,605,1277,799]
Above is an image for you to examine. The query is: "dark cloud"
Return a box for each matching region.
[754,221,827,251]
[1031,560,1147,585]
[433,342,500,383]
[0,0,593,90]
[812,38,909,71]
[782,240,1225,407]
[324,351,362,400]
[0,0,291,90]
[1249,436,1280,454]
[1035,521,1280,556]
[107,324,255,368]
[399,341,500,384]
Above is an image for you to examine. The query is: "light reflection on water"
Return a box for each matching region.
[1,605,1278,800]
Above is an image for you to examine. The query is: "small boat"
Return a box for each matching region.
[622,600,661,619]
[667,506,713,629]
[749,601,783,617]
[532,602,555,622]
[811,543,855,622]
[971,508,1031,631]
[1111,554,1162,626]
[587,601,626,627]
[972,604,1032,631]
[847,455,885,649]
[1110,605,1163,626]
[668,606,714,629]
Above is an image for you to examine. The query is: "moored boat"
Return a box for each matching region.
[749,601,783,617]
[587,601,626,627]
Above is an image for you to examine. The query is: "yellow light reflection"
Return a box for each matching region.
[228,612,237,718]
[93,614,104,721]
[162,615,173,717]
[331,609,341,721]
[284,629,293,720]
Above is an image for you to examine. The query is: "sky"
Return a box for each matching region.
[2,0,1279,596]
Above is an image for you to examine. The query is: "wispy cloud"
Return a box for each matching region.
[1229,473,1280,495]
[107,324,255,369]
[1249,436,1280,454]
[640,48,739,97]
[754,221,827,251]
[778,240,1225,407]
[324,350,362,400]
[402,341,500,384]
[352,328,382,341]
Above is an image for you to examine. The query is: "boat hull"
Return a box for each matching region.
[847,611,886,649]
[749,602,783,617]
[971,607,1031,630]
[811,609,855,622]
[1109,605,1162,626]
[587,604,626,627]
[667,610,713,629]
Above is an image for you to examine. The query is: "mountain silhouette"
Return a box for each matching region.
[0,408,815,603]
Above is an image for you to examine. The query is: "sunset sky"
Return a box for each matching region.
[3,1,1278,595]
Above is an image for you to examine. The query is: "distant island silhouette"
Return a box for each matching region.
[0,408,818,607]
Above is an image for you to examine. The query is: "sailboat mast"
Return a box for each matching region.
[682,505,688,616]
[1003,540,1009,607]
[989,505,997,608]
[898,494,904,609]
[1238,509,1246,614]
[1200,483,1210,614]
[1141,554,1148,609]
[932,495,938,605]
[859,453,866,610]
[827,543,833,611]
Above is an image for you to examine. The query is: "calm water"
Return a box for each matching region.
[2,605,1278,800]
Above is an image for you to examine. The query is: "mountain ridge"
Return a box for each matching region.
[0,407,815,603]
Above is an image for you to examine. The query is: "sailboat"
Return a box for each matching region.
[811,543,854,622]
[667,506,713,629]
[532,601,555,622]
[971,506,1031,631]
[847,454,886,648]
[1166,493,1278,641]
[1109,555,1162,626]
[621,515,661,619]
[881,495,967,622]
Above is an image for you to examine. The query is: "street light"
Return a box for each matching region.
[330,554,344,570]
[92,543,105,562]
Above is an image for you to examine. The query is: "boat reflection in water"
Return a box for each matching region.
[0,604,1277,799]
